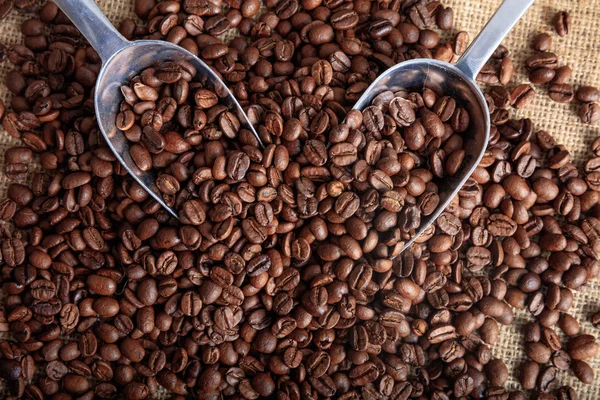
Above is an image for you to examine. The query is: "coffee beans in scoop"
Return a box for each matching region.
[326,88,471,244]
[117,60,268,212]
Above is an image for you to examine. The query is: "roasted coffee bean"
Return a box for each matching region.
[492,44,509,59]
[558,313,580,336]
[485,359,508,386]
[567,334,599,360]
[477,64,499,84]
[549,83,574,103]
[436,6,453,30]
[529,67,556,85]
[580,103,600,125]
[511,84,535,109]
[0,359,21,381]
[537,366,557,392]
[576,86,600,103]
[553,65,573,84]
[525,341,552,364]
[525,52,558,70]
[519,360,539,390]
[554,11,571,37]
[0,0,13,20]
[453,31,469,55]
[532,33,552,52]
[499,57,514,85]
[572,360,594,384]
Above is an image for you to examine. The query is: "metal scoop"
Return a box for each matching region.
[351,0,535,252]
[53,0,263,219]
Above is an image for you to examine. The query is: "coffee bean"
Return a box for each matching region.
[525,52,558,70]
[489,86,511,108]
[362,106,384,131]
[453,31,469,55]
[405,3,429,29]
[349,362,379,386]
[477,64,500,84]
[554,11,571,37]
[537,366,557,392]
[0,359,21,381]
[499,57,514,85]
[532,33,552,52]
[519,360,539,390]
[308,23,334,45]
[581,102,600,125]
[306,350,330,377]
[591,311,600,330]
[580,103,600,124]
[572,360,594,384]
[511,84,535,109]
[389,97,416,127]
[553,65,572,84]
[303,139,328,166]
[434,96,457,121]
[576,86,599,103]
[0,0,13,20]
[485,359,508,386]
[567,334,599,360]
[525,341,552,364]
[549,83,574,103]
[454,373,474,397]
[436,7,453,30]
[529,67,556,85]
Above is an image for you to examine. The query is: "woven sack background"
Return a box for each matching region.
[0,0,599,397]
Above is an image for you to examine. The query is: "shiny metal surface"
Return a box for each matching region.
[53,0,263,219]
[352,0,535,253]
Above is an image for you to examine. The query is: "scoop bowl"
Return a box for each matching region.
[94,40,261,219]
[351,59,490,252]
[351,0,535,253]
[54,0,262,219]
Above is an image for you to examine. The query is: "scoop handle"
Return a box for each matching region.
[53,0,130,63]
[455,0,535,80]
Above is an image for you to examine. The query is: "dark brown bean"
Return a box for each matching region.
[549,83,574,103]
[532,33,552,52]
[554,11,571,37]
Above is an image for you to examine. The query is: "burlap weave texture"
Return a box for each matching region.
[0,0,599,397]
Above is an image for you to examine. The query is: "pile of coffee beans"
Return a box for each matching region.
[0,0,599,399]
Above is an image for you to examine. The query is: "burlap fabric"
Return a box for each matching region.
[0,0,599,397]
